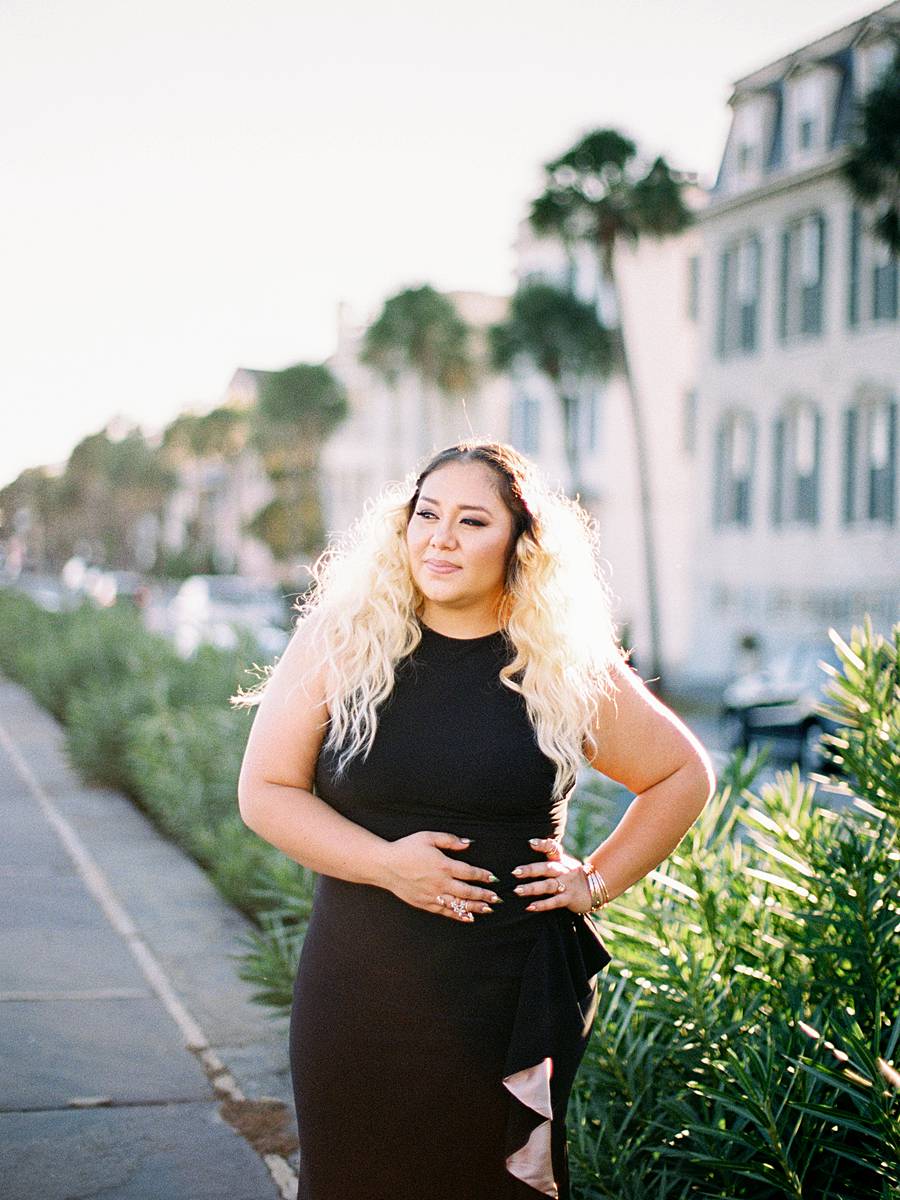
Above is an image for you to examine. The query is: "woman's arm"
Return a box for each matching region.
[237,625,394,886]
[580,655,716,902]
[511,653,717,913]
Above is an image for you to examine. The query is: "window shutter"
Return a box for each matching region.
[848,207,861,327]
[745,418,757,527]
[815,214,826,334]
[810,408,822,524]
[716,250,729,358]
[713,421,726,526]
[887,399,897,524]
[772,414,785,526]
[778,228,791,341]
[842,406,857,523]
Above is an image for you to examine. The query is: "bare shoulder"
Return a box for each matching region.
[583,653,715,795]
[238,621,330,796]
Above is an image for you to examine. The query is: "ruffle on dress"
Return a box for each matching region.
[502,912,611,1197]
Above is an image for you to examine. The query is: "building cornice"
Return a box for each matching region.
[698,146,854,223]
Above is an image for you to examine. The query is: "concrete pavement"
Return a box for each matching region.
[0,677,300,1200]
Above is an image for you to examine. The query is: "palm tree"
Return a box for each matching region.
[249,363,348,561]
[488,279,618,502]
[528,129,695,691]
[842,38,900,254]
[360,285,475,456]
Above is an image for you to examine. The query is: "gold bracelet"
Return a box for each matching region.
[581,861,610,912]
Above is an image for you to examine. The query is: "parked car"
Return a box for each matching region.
[168,574,292,658]
[720,639,846,772]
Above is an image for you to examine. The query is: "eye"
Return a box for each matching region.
[462,518,485,527]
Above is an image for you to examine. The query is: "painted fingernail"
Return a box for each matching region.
[487,873,499,882]
[489,893,500,903]
[511,867,524,876]
[529,838,541,846]
[525,904,536,911]
[480,904,493,914]
[514,885,524,894]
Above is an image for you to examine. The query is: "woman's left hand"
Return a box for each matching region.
[511,837,593,914]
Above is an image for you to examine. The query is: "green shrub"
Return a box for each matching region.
[125,705,245,849]
[568,617,899,1200]
[65,676,165,792]
[26,600,170,720]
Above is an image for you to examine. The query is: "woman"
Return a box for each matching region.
[236,439,715,1200]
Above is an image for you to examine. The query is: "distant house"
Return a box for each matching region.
[689,1,900,684]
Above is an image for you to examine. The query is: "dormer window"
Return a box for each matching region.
[856,36,897,97]
[798,114,816,151]
[728,93,774,190]
[785,64,840,164]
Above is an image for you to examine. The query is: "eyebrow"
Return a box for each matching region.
[419,495,493,515]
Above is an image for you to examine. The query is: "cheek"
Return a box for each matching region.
[474,534,513,575]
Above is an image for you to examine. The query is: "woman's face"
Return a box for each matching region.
[406,460,516,621]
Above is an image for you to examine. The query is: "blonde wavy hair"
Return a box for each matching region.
[233,439,628,802]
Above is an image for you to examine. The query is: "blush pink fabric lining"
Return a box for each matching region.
[502,1055,559,1198]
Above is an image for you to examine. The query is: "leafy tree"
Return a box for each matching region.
[162,406,248,461]
[527,129,695,692]
[488,279,618,501]
[1,426,174,569]
[843,38,900,254]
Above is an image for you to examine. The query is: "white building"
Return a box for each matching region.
[507,189,706,684]
[321,292,512,537]
[689,1,900,685]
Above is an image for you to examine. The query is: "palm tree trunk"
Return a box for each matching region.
[608,272,665,693]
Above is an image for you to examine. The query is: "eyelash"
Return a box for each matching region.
[415,508,485,527]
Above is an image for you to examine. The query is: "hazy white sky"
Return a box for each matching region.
[0,0,884,487]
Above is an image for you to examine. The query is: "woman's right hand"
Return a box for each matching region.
[380,831,501,922]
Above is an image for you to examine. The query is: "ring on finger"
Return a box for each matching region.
[449,897,468,917]
[556,879,566,893]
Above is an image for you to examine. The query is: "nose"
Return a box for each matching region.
[429,521,458,551]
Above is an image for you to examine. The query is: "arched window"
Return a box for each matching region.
[843,387,897,524]
[713,409,755,528]
[778,211,827,340]
[715,233,762,358]
[771,399,822,526]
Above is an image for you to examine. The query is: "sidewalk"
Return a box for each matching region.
[0,676,300,1200]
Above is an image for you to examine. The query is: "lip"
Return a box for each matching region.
[424,559,461,573]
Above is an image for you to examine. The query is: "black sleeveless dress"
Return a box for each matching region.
[289,620,611,1200]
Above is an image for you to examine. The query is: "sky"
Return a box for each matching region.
[0,0,887,488]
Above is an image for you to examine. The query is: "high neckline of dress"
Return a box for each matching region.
[417,619,506,644]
